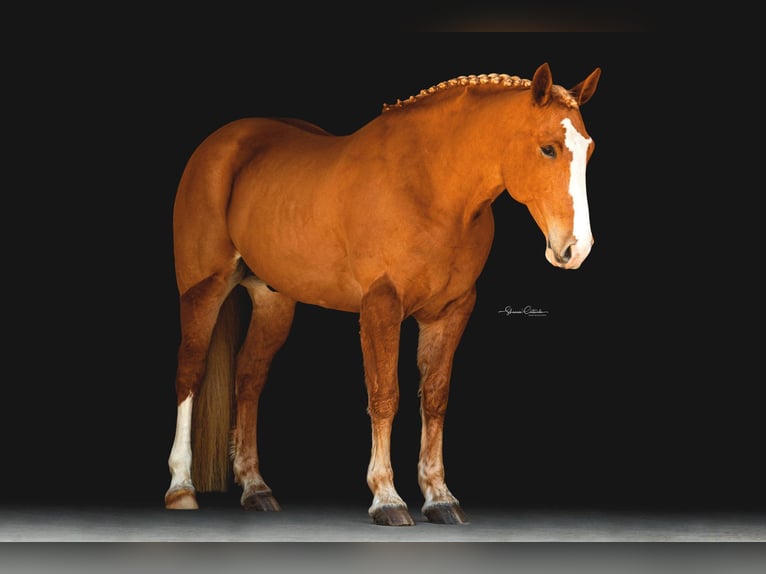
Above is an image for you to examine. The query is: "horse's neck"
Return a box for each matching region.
[371,95,512,216]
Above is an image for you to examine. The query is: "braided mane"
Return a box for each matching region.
[381,73,578,113]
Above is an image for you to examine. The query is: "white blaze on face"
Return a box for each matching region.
[562,117,593,267]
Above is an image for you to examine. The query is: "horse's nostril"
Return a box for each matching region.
[547,238,573,265]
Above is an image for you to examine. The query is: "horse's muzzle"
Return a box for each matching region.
[546,236,593,269]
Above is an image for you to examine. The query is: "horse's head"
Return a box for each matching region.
[502,63,601,270]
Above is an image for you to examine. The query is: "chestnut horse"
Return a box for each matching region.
[165,63,601,526]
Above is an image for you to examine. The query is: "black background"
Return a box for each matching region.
[4,30,761,517]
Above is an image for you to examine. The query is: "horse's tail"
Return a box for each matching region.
[190,288,243,492]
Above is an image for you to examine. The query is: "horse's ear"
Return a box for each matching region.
[570,67,601,106]
[531,62,553,106]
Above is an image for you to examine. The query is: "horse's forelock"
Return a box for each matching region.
[551,85,579,109]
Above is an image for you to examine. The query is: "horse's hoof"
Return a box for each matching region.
[423,503,467,524]
[165,487,199,510]
[370,506,415,526]
[241,490,281,511]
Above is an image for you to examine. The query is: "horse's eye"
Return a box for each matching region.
[541,145,556,158]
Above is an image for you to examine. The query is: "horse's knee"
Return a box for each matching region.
[368,395,399,418]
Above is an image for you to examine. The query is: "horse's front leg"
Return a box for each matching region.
[414,288,476,524]
[359,275,414,526]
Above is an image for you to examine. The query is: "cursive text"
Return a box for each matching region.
[498,305,549,317]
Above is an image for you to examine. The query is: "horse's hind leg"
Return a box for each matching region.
[231,277,295,511]
[414,288,476,524]
[165,269,239,510]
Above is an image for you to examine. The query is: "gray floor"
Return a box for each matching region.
[2,505,766,574]
[2,504,766,542]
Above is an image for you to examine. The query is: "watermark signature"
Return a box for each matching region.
[498,305,549,317]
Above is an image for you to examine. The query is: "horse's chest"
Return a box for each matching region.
[422,247,484,295]
[397,225,493,306]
